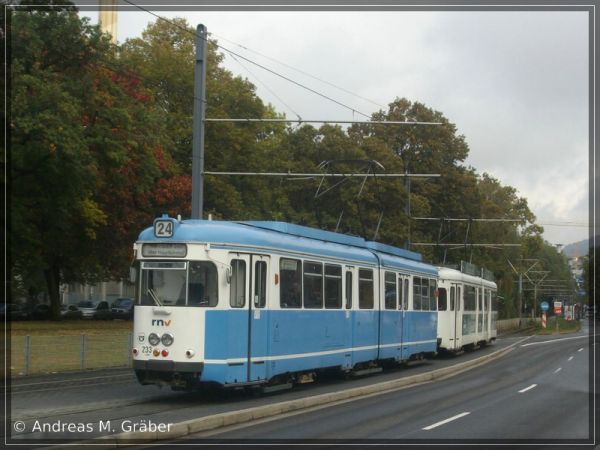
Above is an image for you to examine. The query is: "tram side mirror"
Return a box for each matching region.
[225,266,232,284]
[129,267,137,283]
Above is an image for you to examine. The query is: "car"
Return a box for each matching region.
[111,297,134,320]
[60,304,83,320]
[30,304,51,320]
[2,303,31,321]
[78,300,111,320]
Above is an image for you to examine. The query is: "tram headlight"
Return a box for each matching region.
[161,333,174,347]
[148,333,160,346]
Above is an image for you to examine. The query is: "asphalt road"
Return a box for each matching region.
[6,324,596,445]
[183,324,596,444]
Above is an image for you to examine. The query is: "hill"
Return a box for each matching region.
[561,238,591,258]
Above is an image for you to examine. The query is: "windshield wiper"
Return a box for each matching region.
[147,288,163,307]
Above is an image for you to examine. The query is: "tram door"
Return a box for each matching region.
[399,275,410,361]
[228,253,269,383]
[343,267,356,369]
[452,284,462,350]
[248,255,269,382]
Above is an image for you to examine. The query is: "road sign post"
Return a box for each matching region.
[554,301,562,315]
[540,302,549,329]
[554,301,562,332]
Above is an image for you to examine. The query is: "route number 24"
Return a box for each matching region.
[154,220,174,237]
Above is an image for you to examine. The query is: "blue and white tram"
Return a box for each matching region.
[436,267,498,352]
[131,215,438,390]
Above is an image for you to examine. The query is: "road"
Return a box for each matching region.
[182,325,596,443]
[6,325,596,445]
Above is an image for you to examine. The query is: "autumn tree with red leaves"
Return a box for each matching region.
[10,3,168,317]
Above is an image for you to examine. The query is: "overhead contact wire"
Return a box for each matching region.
[121,0,372,118]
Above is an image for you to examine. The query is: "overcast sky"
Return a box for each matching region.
[84,8,590,246]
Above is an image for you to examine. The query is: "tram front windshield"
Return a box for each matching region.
[138,261,218,307]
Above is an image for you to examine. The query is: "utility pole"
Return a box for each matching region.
[518,273,523,327]
[191,24,208,219]
[507,259,540,328]
[529,270,550,319]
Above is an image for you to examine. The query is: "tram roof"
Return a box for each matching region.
[437,267,497,288]
[138,218,436,274]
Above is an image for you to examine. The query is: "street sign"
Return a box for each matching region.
[554,301,562,315]
[540,301,549,312]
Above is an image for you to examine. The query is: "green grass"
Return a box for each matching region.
[533,317,581,335]
[4,320,133,376]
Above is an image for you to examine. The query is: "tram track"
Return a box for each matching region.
[8,373,134,394]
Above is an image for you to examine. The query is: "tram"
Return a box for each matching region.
[436,267,498,352]
[131,215,439,390]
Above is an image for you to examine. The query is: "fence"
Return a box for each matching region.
[9,319,534,376]
[10,333,133,376]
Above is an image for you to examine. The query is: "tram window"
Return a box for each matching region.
[385,272,397,310]
[140,262,187,306]
[398,275,403,310]
[325,264,342,309]
[345,271,353,309]
[450,287,455,311]
[280,258,302,308]
[429,279,437,311]
[188,262,218,307]
[229,259,246,308]
[457,287,461,310]
[438,288,447,311]
[413,277,422,310]
[464,286,476,311]
[254,261,267,308]
[403,278,409,310]
[478,289,483,311]
[303,261,323,309]
[358,269,374,309]
[421,279,430,311]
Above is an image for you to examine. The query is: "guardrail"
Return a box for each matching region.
[10,333,133,376]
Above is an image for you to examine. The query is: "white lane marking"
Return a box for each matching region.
[520,335,590,347]
[578,348,584,352]
[422,412,471,430]
[518,384,537,393]
[568,356,574,361]
[553,367,562,374]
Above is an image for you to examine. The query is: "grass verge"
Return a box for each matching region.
[533,317,581,335]
[4,320,133,376]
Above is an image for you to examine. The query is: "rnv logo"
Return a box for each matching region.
[151,319,171,326]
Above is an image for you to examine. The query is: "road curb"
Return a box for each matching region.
[92,344,513,446]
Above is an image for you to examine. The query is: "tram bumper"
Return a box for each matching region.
[133,360,204,389]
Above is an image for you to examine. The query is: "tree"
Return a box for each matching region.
[10,3,166,317]
[120,18,287,221]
